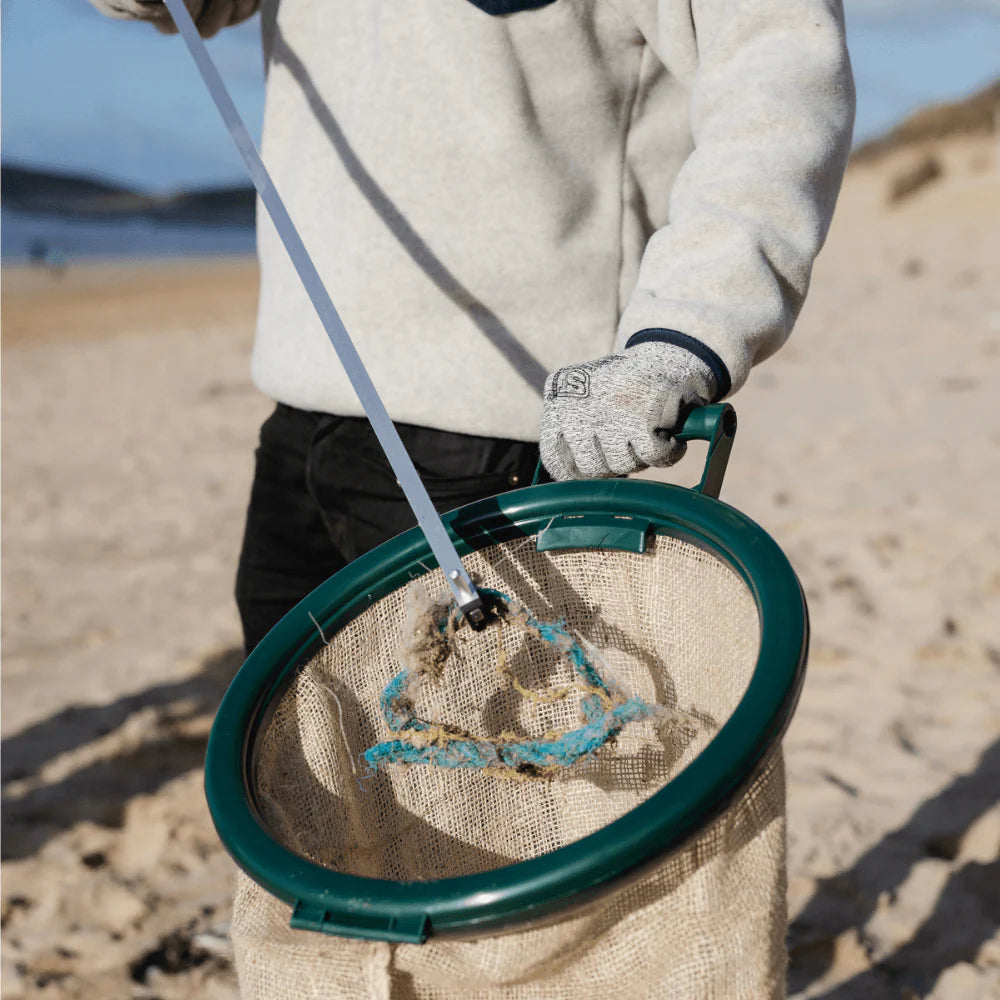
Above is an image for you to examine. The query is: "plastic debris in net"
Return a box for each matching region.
[363,584,670,779]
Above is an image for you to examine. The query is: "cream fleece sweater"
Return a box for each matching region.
[113,0,855,440]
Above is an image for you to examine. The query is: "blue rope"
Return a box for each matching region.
[363,589,661,778]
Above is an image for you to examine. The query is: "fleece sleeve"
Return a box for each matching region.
[88,0,259,38]
[616,0,855,397]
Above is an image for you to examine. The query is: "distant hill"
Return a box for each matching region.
[852,78,1000,164]
[1,164,255,227]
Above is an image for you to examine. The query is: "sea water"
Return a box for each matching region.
[1,206,256,264]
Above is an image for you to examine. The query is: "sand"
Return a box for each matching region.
[2,127,999,998]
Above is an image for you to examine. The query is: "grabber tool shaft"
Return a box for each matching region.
[160,0,485,625]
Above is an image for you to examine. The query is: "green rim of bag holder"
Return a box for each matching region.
[204,404,809,944]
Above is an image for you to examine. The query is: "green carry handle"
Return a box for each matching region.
[674,403,737,500]
[531,403,736,498]
[531,404,737,553]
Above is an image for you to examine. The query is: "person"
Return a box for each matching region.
[91,0,855,655]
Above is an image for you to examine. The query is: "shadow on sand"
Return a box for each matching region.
[1,648,242,862]
[789,737,1000,997]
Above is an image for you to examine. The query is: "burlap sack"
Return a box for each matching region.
[232,535,787,999]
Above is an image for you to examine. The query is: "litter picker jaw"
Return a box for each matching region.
[448,570,487,628]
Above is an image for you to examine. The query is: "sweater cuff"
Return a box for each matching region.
[624,329,732,401]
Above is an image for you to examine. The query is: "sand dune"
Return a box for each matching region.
[2,118,998,997]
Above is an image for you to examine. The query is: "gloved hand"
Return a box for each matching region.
[539,341,717,481]
[88,0,258,39]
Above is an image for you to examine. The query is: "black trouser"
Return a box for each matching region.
[235,404,540,653]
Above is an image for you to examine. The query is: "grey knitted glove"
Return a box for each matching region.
[539,341,717,481]
[88,0,258,39]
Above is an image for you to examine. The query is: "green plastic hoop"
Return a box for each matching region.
[204,405,808,943]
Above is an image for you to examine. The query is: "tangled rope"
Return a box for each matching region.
[363,587,662,779]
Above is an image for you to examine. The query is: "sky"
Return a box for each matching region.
[2,0,1000,195]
